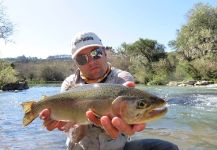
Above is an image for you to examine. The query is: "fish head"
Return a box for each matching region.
[112,95,167,124]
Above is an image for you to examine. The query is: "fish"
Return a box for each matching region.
[21,83,167,127]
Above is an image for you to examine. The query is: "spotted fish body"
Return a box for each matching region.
[21,83,167,126]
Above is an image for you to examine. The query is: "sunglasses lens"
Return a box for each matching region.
[76,48,103,65]
[76,55,88,65]
[90,48,103,59]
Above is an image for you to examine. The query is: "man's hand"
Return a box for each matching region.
[86,81,146,139]
[39,109,74,132]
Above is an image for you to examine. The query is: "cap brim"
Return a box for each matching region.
[71,44,103,59]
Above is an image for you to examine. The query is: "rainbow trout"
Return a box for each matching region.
[21,83,167,127]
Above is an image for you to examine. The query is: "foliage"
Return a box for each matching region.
[129,56,153,84]
[41,66,64,81]
[121,39,166,63]
[174,3,217,60]
[14,60,74,82]
[149,59,173,85]
[106,49,131,72]
[0,60,18,88]
[191,54,217,79]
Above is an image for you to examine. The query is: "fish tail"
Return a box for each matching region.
[21,101,38,126]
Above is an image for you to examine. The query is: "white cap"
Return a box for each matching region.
[71,31,103,58]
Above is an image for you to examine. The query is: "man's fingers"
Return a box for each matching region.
[39,108,51,120]
[123,81,135,88]
[43,119,59,131]
[86,111,101,126]
[132,124,146,132]
[61,122,76,132]
[57,121,68,131]
[112,117,134,136]
[101,116,119,139]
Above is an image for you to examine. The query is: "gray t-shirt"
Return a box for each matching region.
[60,67,134,150]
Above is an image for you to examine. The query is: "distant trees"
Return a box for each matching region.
[13,59,75,83]
[41,66,64,81]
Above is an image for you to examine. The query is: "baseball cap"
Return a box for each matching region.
[71,31,103,58]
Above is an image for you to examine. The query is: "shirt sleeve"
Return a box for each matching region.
[60,74,76,92]
[115,70,134,84]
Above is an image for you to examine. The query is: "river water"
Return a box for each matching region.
[0,85,216,150]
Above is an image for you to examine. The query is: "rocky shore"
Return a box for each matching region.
[1,81,29,91]
[167,80,216,87]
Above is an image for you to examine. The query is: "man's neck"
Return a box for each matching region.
[80,63,111,83]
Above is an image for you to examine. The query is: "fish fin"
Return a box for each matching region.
[21,101,38,126]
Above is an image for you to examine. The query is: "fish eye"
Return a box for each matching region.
[137,100,146,109]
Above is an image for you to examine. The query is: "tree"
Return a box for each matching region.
[41,66,64,81]
[0,60,18,88]
[0,1,13,40]
[174,3,217,60]
[122,38,166,63]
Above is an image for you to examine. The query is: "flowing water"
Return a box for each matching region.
[0,85,216,150]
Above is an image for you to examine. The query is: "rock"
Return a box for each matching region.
[2,81,29,91]
[194,80,210,86]
[183,80,197,85]
[178,83,187,87]
[167,81,179,86]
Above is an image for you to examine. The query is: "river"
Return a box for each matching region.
[0,85,216,150]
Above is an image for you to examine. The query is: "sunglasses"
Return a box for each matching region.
[75,47,104,65]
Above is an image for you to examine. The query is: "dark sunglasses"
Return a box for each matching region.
[75,47,104,65]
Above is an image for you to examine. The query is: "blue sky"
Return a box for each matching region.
[1,0,217,58]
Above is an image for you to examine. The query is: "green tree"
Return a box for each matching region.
[0,60,18,88]
[41,66,64,81]
[117,39,166,84]
[123,38,166,63]
[174,3,217,60]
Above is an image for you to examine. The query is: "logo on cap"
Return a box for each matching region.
[74,36,94,45]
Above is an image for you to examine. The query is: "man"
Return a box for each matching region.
[40,31,179,150]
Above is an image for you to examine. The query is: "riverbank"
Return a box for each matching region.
[167,80,217,87]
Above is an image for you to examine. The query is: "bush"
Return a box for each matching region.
[191,54,217,80]
[41,66,64,81]
[128,57,153,84]
[0,60,18,88]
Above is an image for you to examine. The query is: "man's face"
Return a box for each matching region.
[75,46,108,80]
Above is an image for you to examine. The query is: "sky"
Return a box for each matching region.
[0,0,217,59]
